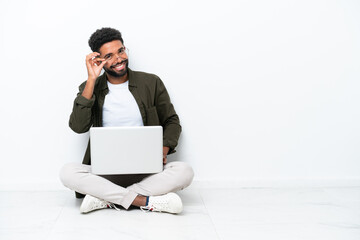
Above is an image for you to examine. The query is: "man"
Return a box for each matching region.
[60,27,194,214]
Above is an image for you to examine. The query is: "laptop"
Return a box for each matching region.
[90,126,163,175]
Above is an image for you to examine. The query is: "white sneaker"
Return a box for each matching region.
[140,192,183,214]
[80,195,120,213]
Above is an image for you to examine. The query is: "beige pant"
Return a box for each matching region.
[59,161,194,209]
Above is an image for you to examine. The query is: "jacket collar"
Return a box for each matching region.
[97,68,137,91]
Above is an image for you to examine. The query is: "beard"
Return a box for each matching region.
[103,59,129,78]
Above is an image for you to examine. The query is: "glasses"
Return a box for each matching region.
[102,47,129,61]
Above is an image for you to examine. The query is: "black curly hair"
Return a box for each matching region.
[88,27,124,53]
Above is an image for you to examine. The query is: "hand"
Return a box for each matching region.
[85,52,107,80]
[163,146,170,165]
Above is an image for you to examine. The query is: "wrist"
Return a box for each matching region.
[87,77,96,82]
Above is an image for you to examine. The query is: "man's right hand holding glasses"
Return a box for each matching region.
[82,52,107,100]
[85,52,107,81]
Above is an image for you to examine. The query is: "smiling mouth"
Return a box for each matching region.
[111,60,127,71]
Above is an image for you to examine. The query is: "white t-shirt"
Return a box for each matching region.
[102,80,144,127]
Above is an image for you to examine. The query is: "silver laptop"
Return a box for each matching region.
[90,126,163,175]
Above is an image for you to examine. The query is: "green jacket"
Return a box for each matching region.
[69,68,181,165]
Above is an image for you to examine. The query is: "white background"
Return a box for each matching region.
[0,0,359,190]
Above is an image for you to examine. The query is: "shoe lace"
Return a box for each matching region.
[108,203,121,211]
[92,198,120,211]
[140,205,153,212]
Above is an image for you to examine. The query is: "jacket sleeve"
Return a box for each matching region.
[69,83,95,133]
[155,77,182,154]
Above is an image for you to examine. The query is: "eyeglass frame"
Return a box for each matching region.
[100,47,129,62]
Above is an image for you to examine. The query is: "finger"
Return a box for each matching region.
[86,57,96,68]
[86,52,100,61]
[92,57,107,67]
[89,57,105,67]
[86,53,99,60]
[94,57,105,63]
[98,59,107,67]
[86,58,93,68]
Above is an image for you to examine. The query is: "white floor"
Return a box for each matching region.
[1,186,360,240]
